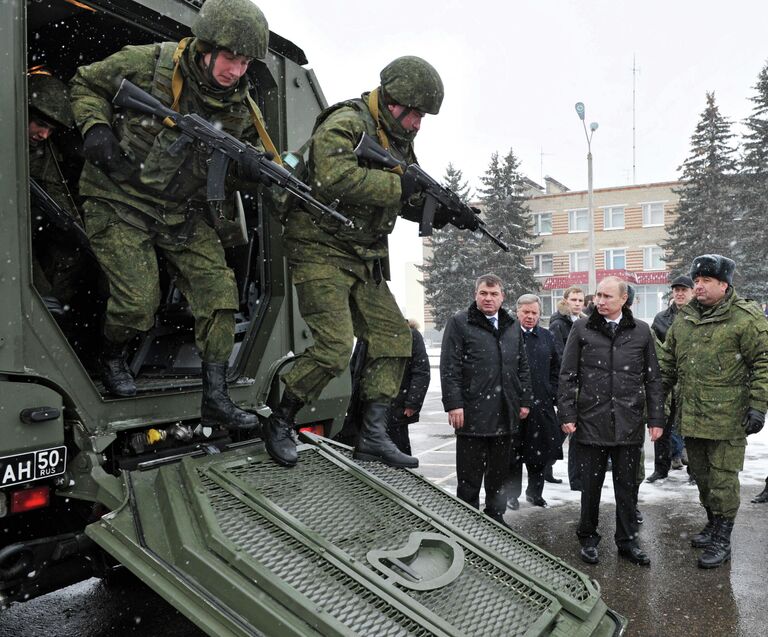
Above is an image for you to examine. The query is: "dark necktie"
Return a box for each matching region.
[489,316,497,329]
[608,322,619,335]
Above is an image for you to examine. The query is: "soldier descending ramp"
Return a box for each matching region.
[88,434,626,636]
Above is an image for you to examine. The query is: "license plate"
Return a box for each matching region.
[0,446,67,488]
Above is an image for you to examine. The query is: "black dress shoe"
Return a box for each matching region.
[507,497,520,511]
[635,508,644,524]
[580,546,599,564]
[618,545,650,566]
[544,467,563,484]
[645,471,668,483]
[526,495,549,508]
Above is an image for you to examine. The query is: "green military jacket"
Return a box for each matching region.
[659,289,768,440]
[70,40,263,228]
[282,92,417,277]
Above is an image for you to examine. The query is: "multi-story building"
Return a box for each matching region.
[525,177,680,323]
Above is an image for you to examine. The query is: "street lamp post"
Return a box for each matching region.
[575,102,598,295]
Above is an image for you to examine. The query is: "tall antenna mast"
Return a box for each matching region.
[632,54,638,184]
[539,147,553,184]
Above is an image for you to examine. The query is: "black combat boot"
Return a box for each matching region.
[690,507,715,548]
[750,478,768,503]
[99,340,136,397]
[264,391,303,467]
[353,402,418,469]
[697,516,734,569]
[200,362,259,431]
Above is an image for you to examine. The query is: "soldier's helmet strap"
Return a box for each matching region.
[167,37,282,167]
[367,88,403,176]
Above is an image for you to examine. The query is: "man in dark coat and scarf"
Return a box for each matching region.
[441,274,533,525]
[508,294,562,508]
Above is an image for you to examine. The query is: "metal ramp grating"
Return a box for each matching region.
[199,469,432,637]
[336,447,593,604]
[212,449,556,636]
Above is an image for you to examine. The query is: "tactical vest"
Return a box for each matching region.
[306,94,413,244]
[116,41,254,213]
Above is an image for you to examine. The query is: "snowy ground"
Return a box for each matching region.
[414,348,768,509]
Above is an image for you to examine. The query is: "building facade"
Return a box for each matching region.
[525,178,680,323]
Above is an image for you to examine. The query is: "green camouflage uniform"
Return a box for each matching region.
[70,40,264,361]
[659,288,768,517]
[281,92,415,403]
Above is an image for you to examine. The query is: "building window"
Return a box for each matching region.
[642,202,665,226]
[569,250,590,272]
[541,289,565,321]
[643,246,665,270]
[533,212,552,235]
[603,205,625,230]
[604,248,626,270]
[568,208,588,232]
[633,284,667,322]
[533,253,554,276]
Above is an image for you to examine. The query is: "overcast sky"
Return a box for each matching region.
[263,1,768,305]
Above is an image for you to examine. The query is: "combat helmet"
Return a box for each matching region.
[192,0,269,60]
[380,56,444,115]
[27,74,74,129]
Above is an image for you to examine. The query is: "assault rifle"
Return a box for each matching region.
[29,178,93,257]
[353,132,509,251]
[112,79,353,228]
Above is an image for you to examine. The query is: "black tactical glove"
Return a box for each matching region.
[743,408,765,435]
[239,152,275,186]
[82,124,131,173]
[400,164,423,202]
[448,206,481,231]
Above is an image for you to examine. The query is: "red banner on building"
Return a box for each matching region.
[542,269,669,290]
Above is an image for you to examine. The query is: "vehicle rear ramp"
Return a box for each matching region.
[87,433,626,636]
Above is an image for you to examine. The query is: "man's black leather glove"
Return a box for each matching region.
[400,165,423,202]
[82,124,131,173]
[448,206,481,231]
[743,408,765,435]
[239,152,275,186]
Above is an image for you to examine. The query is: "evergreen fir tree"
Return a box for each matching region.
[665,92,738,281]
[738,63,768,300]
[474,149,539,302]
[420,150,538,330]
[419,163,483,329]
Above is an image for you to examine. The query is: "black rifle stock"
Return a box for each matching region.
[353,132,509,251]
[30,178,93,256]
[112,79,353,228]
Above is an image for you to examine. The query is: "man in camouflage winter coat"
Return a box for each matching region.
[266,56,477,470]
[70,0,273,430]
[659,254,768,568]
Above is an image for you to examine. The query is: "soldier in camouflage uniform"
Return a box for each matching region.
[265,56,474,469]
[69,0,273,430]
[27,73,83,309]
[659,254,768,568]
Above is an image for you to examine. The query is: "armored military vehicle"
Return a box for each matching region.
[0,0,626,634]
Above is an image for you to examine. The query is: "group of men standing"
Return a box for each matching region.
[439,258,768,571]
[29,0,768,575]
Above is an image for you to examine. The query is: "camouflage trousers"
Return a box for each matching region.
[282,262,411,404]
[84,199,238,362]
[685,436,746,518]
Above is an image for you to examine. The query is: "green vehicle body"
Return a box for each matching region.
[0,0,626,634]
